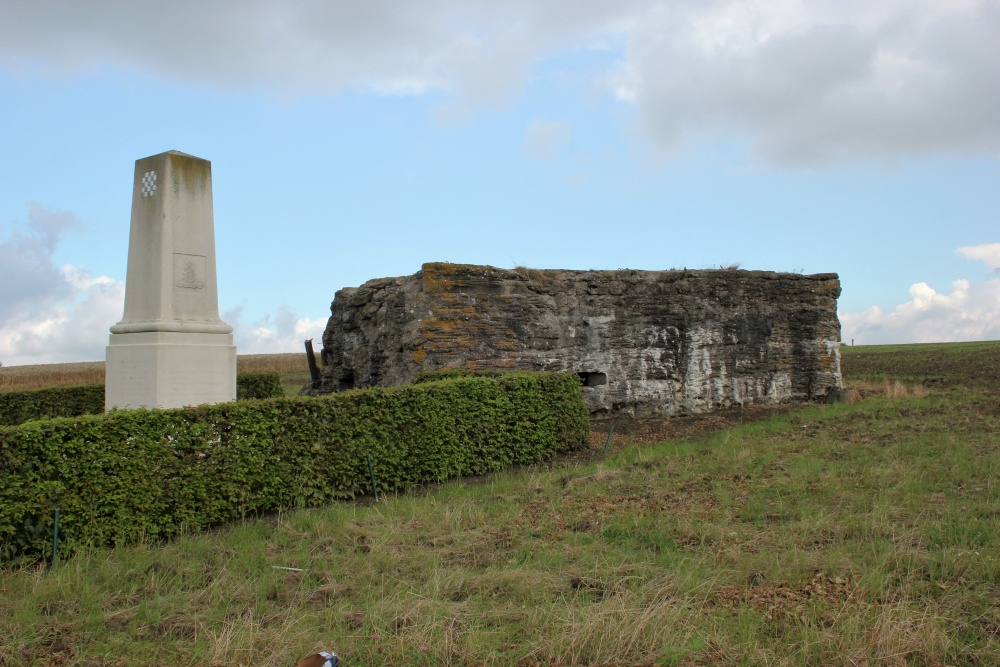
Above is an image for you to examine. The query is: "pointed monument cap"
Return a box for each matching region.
[111,150,232,334]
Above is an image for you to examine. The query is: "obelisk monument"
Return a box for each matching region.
[105,151,236,410]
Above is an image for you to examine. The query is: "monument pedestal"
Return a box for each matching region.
[106,332,236,410]
[106,150,236,411]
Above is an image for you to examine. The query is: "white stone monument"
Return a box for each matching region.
[105,151,236,410]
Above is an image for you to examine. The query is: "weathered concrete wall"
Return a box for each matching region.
[313,263,843,417]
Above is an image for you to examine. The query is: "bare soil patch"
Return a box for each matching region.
[587,403,797,447]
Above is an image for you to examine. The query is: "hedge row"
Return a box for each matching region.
[0,384,106,427]
[413,368,517,384]
[0,372,588,563]
[235,372,285,401]
[0,373,285,427]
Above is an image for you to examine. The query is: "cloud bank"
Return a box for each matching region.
[2,0,998,166]
[224,304,328,356]
[616,0,1000,164]
[2,203,993,363]
[0,204,123,365]
[0,203,327,366]
[841,243,1000,345]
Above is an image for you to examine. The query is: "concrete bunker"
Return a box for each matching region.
[310,262,843,418]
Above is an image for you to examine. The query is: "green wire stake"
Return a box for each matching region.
[602,424,615,455]
[366,454,379,501]
[51,508,60,571]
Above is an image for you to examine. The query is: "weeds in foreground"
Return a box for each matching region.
[842,378,930,403]
[2,386,997,666]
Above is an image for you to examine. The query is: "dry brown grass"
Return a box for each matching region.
[0,353,314,394]
[236,353,312,374]
[513,266,562,281]
[0,362,105,393]
[842,379,930,403]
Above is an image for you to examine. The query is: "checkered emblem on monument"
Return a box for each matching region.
[141,170,157,197]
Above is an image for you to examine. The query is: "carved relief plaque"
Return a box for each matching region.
[173,253,207,292]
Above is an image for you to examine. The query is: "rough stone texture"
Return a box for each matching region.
[312,263,842,417]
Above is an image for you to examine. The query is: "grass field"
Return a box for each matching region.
[1,342,998,666]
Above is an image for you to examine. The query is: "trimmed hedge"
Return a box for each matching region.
[0,384,106,427]
[235,372,285,400]
[0,373,286,427]
[0,372,588,563]
[411,368,528,384]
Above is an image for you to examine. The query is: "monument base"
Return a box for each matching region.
[105,331,237,411]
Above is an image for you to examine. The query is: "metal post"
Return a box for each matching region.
[366,455,379,501]
[305,339,321,389]
[602,424,615,455]
[51,508,60,571]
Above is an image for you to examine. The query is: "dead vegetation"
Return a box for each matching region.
[0,361,105,393]
[236,353,312,375]
[0,353,311,393]
[513,266,563,282]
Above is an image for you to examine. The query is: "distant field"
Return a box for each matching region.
[6,340,997,394]
[841,339,1000,388]
[1,342,998,665]
[0,361,105,393]
[235,353,314,396]
[0,353,312,394]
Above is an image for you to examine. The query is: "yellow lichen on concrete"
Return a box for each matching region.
[422,262,499,293]
[819,349,839,370]
[815,280,842,297]
[421,263,455,294]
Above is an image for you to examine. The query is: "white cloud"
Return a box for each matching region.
[0,203,125,365]
[0,266,124,366]
[0,0,621,109]
[0,202,80,323]
[620,0,1000,165]
[841,245,1000,345]
[524,118,572,158]
[956,243,1000,273]
[224,303,327,355]
[0,202,328,365]
[2,1,997,165]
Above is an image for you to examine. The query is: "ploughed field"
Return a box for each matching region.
[840,340,1000,389]
[1,341,998,666]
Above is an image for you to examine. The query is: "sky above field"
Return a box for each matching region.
[1,0,998,365]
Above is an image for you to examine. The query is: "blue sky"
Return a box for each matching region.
[1,0,998,364]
